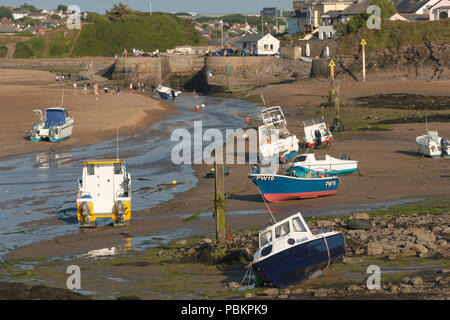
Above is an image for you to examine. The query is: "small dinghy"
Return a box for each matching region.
[156,85,181,100]
[259,106,299,163]
[290,153,358,175]
[251,212,346,288]
[30,107,74,142]
[416,131,449,159]
[303,122,333,148]
[76,159,132,227]
[249,167,338,202]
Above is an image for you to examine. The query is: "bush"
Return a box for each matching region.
[0,45,8,57]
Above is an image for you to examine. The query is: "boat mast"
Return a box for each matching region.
[116,129,119,161]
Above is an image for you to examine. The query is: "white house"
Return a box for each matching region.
[13,10,29,20]
[429,0,450,19]
[235,33,280,55]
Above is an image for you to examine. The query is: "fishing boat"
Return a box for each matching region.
[76,159,132,227]
[30,107,74,142]
[303,122,333,148]
[156,85,181,100]
[251,212,346,288]
[290,153,358,175]
[259,106,299,162]
[249,167,338,202]
[416,131,449,159]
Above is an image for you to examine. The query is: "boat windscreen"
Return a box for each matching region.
[44,109,66,128]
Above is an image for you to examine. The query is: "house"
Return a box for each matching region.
[28,12,48,21]
[0,17,13,26]
[389,13,429,21]
[0,25,19,34]
[235,33,280,55]
[395,0,441,14]
[287,12,311,34]
[336,0,372,23]
[319,10,341,38]
[429,0,450,19]
[12,10,29,20]
[309,0,353,27]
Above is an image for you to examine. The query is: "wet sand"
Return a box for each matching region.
[0,69,174,159]
[6,78,450,260]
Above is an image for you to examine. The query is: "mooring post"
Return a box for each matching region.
[335,80,340,119]
[214,152,226,244]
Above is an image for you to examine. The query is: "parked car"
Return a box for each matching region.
[213,49,234,56]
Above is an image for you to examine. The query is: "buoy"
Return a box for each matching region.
[201,104,205,109]
[246,117,250,123]
[196,105,200,110]
[171,180,177,185]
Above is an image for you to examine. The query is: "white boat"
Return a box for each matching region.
[251,212,346,288]
[416,131,449,158]
[259,106,299,162]
[290,153,358,175]
[156,85,181,100]
[30,107,74,142]
[303,122,333,148]
[76,159,132,227]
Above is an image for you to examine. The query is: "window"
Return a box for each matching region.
[264,44,268,50]
[87,164,94,175]
[292,217,307,232]
[114,163,122,175]
[295,155,307,162]
[275,221,290,238]
[270,44,273,50]
[260,230,272,246]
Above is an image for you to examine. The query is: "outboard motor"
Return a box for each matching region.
[30,123,39,138]
[441,138,449,157]
[341,154,350,160]
[49,126,59,139]
[314,129,322,148]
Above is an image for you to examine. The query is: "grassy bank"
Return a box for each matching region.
[0,45,7,58]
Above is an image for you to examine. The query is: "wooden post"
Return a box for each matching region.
[335,80,340,119]
[214,152,226,244]
[361,39,366,83]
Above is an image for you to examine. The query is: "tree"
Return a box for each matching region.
[51,13,61,20]
[57,5,68,12]
[0,6,13,20]
[106,3,132,21]
[17,3,36,12]
[370,0,397,19]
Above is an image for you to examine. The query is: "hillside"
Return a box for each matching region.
[13,13,206,58]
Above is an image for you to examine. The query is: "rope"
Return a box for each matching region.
[256,186,277,225]
[322,236,331,270]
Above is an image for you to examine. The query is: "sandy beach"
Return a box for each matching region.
[0,69,174,159]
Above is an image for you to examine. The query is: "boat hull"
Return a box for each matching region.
[293,165,357,176]
[253,233,345,288]
[249,174,338,202]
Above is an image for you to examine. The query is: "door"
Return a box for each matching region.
[93,164,115,213]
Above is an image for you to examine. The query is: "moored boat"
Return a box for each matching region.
[30,107,74,142]
[156,85,181,100]
[416,131,449,159]
[249,168,338,202]
[76,159,132,227]
[303,122,333,148]
[290,153,358,175]
[251,212,346,288]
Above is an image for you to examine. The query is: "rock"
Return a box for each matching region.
[313,289,328,297]
[442,226,450,235]
[439,268,450,274]
[359,231,369,242]
[400,247,416,256]
[187,247,197,256]
[350,212,370,220]
[347,284,360,292]
[401,276,410,283]
[389,284,400,294]
[367,242,384,256]
[262,288,278,296]
[227,282,240,290]
[411,244,428,255]
[244,293,256,298]
[176,240,187,246]
[347,219,372,230]
[157,250,164,257]
[201,238,212,244]
[308,269,323,280]
[411,277,423,287]
[278,294,288,299]
[343,257,363,264]
[432,226,443,233]
[387,223,394,229]
[317,220,335,228]
[412,228,436,245]
[293,288,304,294]
[281,288,290,295]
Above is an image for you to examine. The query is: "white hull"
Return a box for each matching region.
[291,154,358,175]
[416,134,450,158]
[30,108,74,142]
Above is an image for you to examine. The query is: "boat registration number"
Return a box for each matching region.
[256,175,275,181]
[325,181,336,187]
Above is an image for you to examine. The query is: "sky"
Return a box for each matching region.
[1,0,293,14]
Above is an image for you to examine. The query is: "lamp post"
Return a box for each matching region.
[221,19,224,49]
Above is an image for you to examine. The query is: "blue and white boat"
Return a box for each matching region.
[249,168,338,202]
[156,85,181,100]
[290,153,358,176]
[30,107,74,142]
[416,131,450,159]
[252,212,346,288]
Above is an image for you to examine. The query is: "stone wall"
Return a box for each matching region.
[0,58,114,72]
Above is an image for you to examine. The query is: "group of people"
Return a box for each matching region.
[120,48,146,58]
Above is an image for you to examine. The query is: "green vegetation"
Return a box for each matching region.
[0,6,13,20]
[14,38,46,58]
[0,45,7,57]
[17,30,33,37]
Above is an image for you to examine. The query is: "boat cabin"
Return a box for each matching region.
[254,212,315,262]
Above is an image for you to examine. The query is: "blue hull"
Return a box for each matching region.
[253,233,345,288]
[250,174,338,202]
[280,151,298,163]
[158,91,180,100]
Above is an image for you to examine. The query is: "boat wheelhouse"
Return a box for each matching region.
[30,107,74,142]
[252,212,346,288]
[303,122,333,148]
[416,131,449,159]
[76,159,131,227]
